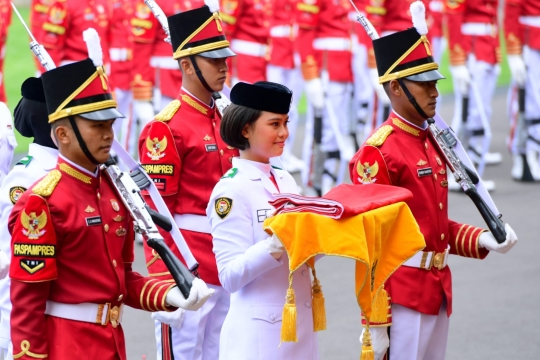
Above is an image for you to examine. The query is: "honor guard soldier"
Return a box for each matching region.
[129,0,204,157]
[109,0,135,149]
[208,82,319,359]
[8,31,212,360]
[138,2,237,359]
[0,77,59,360]
[30,0,53,72]
[0,0,10,101]
[40,0,112,67]
[267,0,305,173]
[445,0,503,169]
[0,102,14,186]
[220,0,273,84]
[349,3,517,359]
[296,0,355,194]
[505,0,540,181]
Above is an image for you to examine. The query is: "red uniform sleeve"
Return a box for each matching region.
[444,0,468,65]
[122,224,176,312]
[41,0,69,65]
[220,0,243,37]
[448,220,489,259]
[8,194,56,359]
[296,0,320,80]
[504,0,523,55]
[138,119,183,276]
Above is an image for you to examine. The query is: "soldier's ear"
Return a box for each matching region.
[52,118,72,146]
[389,80,401,97]
[179,58,193,75]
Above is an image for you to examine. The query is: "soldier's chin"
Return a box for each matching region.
[94,148,112,164]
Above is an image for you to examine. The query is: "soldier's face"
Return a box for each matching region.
[403,80,439,118]
[241,112,289,163]
[196,56,229,91]
[74,116,115,163]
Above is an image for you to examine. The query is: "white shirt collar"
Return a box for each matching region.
[181,87,215,109]
[393,110,427,130]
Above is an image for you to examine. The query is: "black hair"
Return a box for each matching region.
[220,104,263,150]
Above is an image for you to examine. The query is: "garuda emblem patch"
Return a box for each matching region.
[21,210,47,239]
[357,161,379,184]
[146,136,168,161]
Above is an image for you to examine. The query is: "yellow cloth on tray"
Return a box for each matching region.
[263,201,425,323]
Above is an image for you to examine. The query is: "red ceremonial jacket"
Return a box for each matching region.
[31,0,52,71]
[108,0,134,90]
[130,0,204,101]
[444,0,500,65]
[349,112,489,320]
[0,0,10,102]
[505,0,540,54]
[268,0,298,69]
[9,157,174,360]
[40,0,112,67]
[139,89,239,285]
[296,0,353,82]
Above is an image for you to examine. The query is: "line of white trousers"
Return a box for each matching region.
[266,64,304,155]
[155,284,229,360]
[389,302,449,360]
[320,81,353,153]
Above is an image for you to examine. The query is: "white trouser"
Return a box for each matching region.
[352,42,373,123]
[266,64,304,156]
[155,284,229,360]
[451,58,500,151]
[113,88,133,155]
[321,81,353,153]
[389,302,449,360]
[524,47,540,153]
[431,37,446,65]
[0,136,14,186]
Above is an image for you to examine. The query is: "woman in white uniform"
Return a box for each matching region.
[207,82,318,360]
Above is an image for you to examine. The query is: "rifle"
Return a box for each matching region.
[349,0,507,243]
[103,158,194,297]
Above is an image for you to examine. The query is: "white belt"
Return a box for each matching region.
[110,48,129,62]
[150,56,179,70]
[403,246,450,271]
[174,214,211,234]
[429,0,443,13]
[313,37,351,51]
[461,22,497,36]
[45,301,124,328]
[270,25,297,38]
[231,39,268,57]
[520,16,540,28]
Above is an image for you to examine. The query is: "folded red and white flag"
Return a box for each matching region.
[269,183,413,219]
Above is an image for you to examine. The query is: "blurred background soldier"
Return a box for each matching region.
[297,0,355,195]
[128,0,204,158]
[0,0,10,102]
[39,0,112,67]
[266,0,305,173]
[428,0,445,64]
[0,102,14,186]
[220,0,272,84]
[445,0,503,184]
[505,0,540,181]
[0,77,59,360]
[30,0,52,72]
[109,0,134,155]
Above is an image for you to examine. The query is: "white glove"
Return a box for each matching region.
[304,78,325,110]
[151,308,185,329]
[369,68,390,105]
[359,326,389,360]
[165,278,215,311]
[449,65,471,96]
[479,223,518,254]
[0,251,9,279]
[264,234,284,259]
[133,100,155,127]
[507,55,527,87]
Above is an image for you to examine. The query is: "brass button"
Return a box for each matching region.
[439,203,443,210]
[112,259,117,267]
[97,192,101,200]
[441,234,445,240]
[118,294,124,301]
[434,174,438,180]
[220,149,224,156]
[104,224,109,232]
[424,142,428,150]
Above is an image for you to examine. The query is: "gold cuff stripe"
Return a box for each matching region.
[173,40,230,60]
[162,284,177,310]
[146,281,161,311]
[140,279,157,310]
[366,6,387,15]
[461,226,472,257]
[59,163,92,184]
[131,18,153,29]
[13,340,48,359]
[454,224,466,256]
[43,22,65,35]
[154,283,167,311]
[297,3,320,14]
[149,271,171,277]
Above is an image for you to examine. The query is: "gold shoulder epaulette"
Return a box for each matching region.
[366,125,393,146]
[32,170,62,197]
[155,99,181,122]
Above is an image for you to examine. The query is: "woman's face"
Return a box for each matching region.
[241,111,289,163]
